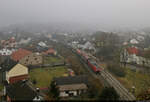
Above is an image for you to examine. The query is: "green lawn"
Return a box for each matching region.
[117,68,150,97]
[43,56,64,64]
[0,84,4,91]
[29,66,68,88]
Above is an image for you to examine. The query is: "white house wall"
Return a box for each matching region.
[59,90,77,97]
[0,49,16,56]
[59,91,69,97]
[6,64,28,83]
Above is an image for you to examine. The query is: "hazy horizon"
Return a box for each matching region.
[0,0,150,30]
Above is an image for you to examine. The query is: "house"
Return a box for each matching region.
[123,42,128,46]
[11,48,32,62]
[83,41,95,50]
[53,75,88,97]
[19,53,43,66]
[71,41,79,48]
[130,39,139,44]
[0,58,28,84]
[38,41,47,47]
[120,47,140,64]
[42,48,57,56]
[45,34,52,39]
[77,41,96,52]
[23,44,48,53]
[5,80,43,101]
[136,35,144,42]
[36,46,49,53]
[0,48,16,56]
[120,47,148,65]
[137,50,150,67]
[1,37,17,48]
[18,37,31,45]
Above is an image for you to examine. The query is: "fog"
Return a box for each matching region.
[0,0,150,30]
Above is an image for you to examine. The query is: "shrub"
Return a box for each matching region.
[99,87,120,100]
[107,63,126,77]
[49,81,60,99]
[32,79,37,85]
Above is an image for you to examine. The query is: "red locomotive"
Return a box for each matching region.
[87,59,102,74]
[76,49,102,74]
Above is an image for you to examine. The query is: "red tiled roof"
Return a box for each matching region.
[11,48,32,61]
[126,47,139,55]
[45,48,55,54]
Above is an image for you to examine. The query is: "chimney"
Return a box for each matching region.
[36,88,40,93]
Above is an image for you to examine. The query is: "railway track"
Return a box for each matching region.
[100,70,135,100]
[62,44,136,101]
[87,53,136,100]
[73,49,135,101]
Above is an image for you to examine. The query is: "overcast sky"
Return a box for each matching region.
[0,0,150,29]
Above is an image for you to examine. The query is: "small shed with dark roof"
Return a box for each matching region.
[53,75,88,85]
[6,80,41,101]
[53,75,88,97]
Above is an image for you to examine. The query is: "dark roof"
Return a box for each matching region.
[0,55,10,64]
[6,80,37,100]
[58,83,88,91]
[36,46,49,52]
[53,75,88,85]
[0,57,17,72]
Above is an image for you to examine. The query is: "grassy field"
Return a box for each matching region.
[116,68,150,97]
[0,84,3,91]
[43,56,63,64]
[29,66,68,88]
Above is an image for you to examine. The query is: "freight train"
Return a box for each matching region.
[76,49,102,74]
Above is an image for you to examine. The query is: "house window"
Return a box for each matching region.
[35,58,37,60]
[26,59,29,62]
[69,93,74,96]
[65,91,69,94]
